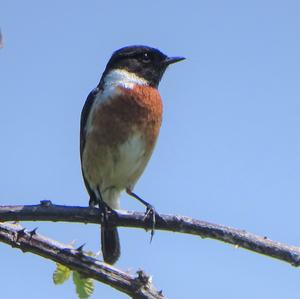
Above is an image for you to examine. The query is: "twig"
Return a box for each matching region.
[0,222,164,299]
[1,202,300,267]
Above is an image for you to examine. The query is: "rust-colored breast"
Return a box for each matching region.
[91,85,163,149]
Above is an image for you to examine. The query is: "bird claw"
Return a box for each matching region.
[98,200,118,224]
[125,189,158,242]
[98,201,110,223]
[143,204,157,242]
[89,197,98,208]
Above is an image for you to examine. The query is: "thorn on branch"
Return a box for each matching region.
[40,200,53,207]
[16,228,27,243]
[29,227,38,238]
[76,243,86,253]
[135,269,151,285]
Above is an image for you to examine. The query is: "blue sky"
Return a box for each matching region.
[1,1,300,298]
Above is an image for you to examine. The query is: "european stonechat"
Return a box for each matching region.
[80,45,184,264]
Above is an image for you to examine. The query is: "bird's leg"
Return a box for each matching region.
[126,188,157,241]
[89,189,108,221]
[89,189,111,216]
[89,195,98,208]
[96,187,118,224]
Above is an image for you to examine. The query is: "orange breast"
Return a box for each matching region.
[91,85,163,150]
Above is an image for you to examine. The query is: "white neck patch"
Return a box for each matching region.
[85,69,148,134]
[103,69,148,90]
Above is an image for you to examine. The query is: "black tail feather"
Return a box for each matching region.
[101,226,120,264]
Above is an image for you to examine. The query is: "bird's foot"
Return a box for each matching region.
[143,204,157,242]
[126,188,159,242]
[89,197,99,208]
[98,200,118,224]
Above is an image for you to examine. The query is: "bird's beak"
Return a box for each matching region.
[164,56,186,65]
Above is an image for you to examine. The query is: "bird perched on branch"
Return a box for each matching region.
[80,45,185,264]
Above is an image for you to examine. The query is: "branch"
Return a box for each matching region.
[0,222,164,299]
[1,202,300,267]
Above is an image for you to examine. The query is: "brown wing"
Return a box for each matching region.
[80,87,99,198]
[80,87,99,159]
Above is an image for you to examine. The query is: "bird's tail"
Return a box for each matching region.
[100,187,121,264]
[101,225,120,264]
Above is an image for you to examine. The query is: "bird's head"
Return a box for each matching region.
[102,45,185,88]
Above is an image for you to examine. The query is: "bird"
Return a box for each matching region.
[80,45,185,264]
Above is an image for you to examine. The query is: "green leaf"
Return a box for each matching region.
[72,271,94,299]
[53,263,71,285]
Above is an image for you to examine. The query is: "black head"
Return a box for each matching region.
[102,45,185,88]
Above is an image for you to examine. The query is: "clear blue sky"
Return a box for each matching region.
[1,1,300,298]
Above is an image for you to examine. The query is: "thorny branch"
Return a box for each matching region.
[1,201,300,267]
[0,222,164,299]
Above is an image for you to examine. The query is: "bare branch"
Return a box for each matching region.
[0,222,164,299]
[1,202,300,267]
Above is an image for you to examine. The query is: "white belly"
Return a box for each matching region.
[113,133,146,186]
[82,131,148,208]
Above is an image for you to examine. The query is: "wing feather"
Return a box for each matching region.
[80,87,99,198]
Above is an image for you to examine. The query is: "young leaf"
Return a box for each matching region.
[53,263,71,285]
[72,271,94,299]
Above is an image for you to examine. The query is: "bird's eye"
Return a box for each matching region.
[141,52,151,63]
